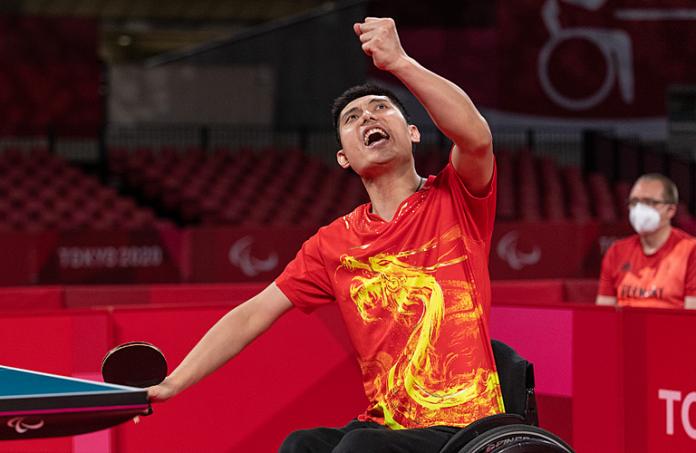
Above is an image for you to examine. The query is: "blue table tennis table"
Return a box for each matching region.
[0,365,149,440]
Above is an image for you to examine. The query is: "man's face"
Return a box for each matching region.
[628,179,676,230]
[335,95,419,177]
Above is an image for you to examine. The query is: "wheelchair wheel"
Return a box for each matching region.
[458,424,574,453]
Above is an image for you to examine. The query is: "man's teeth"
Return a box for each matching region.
[363,128,389,146]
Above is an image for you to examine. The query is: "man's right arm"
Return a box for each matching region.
[596,295,617,306]
[354,17,493,195]
[596,244,618,306]
[148,282,293,401]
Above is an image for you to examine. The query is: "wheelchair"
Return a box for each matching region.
[438,340,574,453]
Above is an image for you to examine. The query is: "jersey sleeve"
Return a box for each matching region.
[597,243,618,297]
[275,230,335,313]
[440,150,497,242]
[684,242,696,297]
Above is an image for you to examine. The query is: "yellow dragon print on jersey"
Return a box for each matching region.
[339,226,504,429]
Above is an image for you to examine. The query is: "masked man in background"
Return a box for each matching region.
[597,173,696,309]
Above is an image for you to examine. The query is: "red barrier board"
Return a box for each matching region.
[1,284,695,452]
[625,309,696,452]
[0,223,632,286]
[0,286,63,311]
[0,279,597,312]
[37,230,184,284]
[0,232,43,285]
[109,303,366,453]
[490,222,632,279]
[572,307,624,453]
[62,283,259,308]
[188,226,314,282]
[491,279,565,304]
[489,305,574,444]
[0,311,112,453]
[573,307,696,453]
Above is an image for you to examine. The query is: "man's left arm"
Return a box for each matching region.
[355,17,494,195]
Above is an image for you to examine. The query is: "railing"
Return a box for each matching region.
[0,124,603,167]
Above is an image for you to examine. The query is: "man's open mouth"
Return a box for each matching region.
[363,127,390,147]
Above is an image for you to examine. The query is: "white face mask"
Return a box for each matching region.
[629,202,661,234]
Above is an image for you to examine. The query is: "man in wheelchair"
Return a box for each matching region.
[148,16,575,453]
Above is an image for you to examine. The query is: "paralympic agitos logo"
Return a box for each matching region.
[228,235,279,277]
[496,231,541,270]
[7,416,44,434]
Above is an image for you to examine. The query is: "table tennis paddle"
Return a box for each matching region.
[101,341,167,388]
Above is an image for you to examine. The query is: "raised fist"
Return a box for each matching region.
[354,17,408,72]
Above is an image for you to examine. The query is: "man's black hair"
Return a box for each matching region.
[331,83,410,145]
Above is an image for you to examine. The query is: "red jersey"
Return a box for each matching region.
[276,159,504,429]
[598,228,696,309]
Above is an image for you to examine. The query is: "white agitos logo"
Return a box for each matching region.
[8,417,44,434]
[228,236,279,277]
[497,231,541,270]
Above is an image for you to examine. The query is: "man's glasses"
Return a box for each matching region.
[626,198,674,208]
